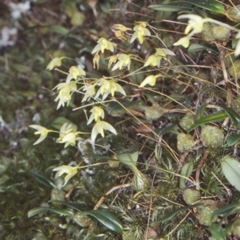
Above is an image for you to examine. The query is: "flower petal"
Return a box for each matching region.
[102,121,117,135]
[173,36,191,48]
[47,57,63,70]
[144,55,160,67]
[53,165,78,187]
[140,75,157,88]
[29,125,49,145]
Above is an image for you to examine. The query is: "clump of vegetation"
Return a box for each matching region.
[2,0,240,239]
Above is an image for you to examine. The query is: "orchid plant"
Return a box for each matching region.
[30,14,240,190]
[29,19,179,187]
[24,2,240,239]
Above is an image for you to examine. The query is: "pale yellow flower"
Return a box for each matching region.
[55,88,72,109]
[144,55,160,67]
[82,84,96,102]
[54,81,77,109]
[108,80,126,97]
[53,165,79,187]
[178,14,206,36]
[95,79,109,99]
[91,120,117,144]
[54,81,77,92]
[111,24,131,41]
[112,53,131,71]
[57,123,78,148]
[91,37,115,54]
[58,123,75,137]
[112,24,131,32]
[46,57,64,70]
[112,30,125,41]
[58,132,77,148]
[107,55,118,69]
[29,125,51,145]
[155,48,175,57]
[144,48,175,67]
[87,106,105,125]
[173,36,191,48]
[66,66,86,83]
[95,79,126,100]
[139,74,161,88]
[130,21,151,44]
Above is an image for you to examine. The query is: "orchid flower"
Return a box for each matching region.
[173,36,191,48]
[66,66,86,83]
[130,21,151,44]
[91,37,115,54]
[47,57,65,70]
[112,53,131,71]
[53,165,79,187]
[87,106,105,124]
[54,81,77,109]
[91,120,117,144]
[29,125,55,145]
[144,48,175,67]
[140,74,161,88]
[95,78,126,100]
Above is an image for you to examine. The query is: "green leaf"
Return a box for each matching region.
[43,207,73,216]
[151,204,199,225]
[190,0,225,14]
[117,151,139,171]
[226,134,240,146]
[211,202,240,220]
[86,210,123,233]
[64,36,83,45]
[209,223,226,240]
[195,103,207,121]
[107,101,126,117]
[100,2,112,13]
[107,100,145,117]
[221,156,240,192]
[54,201,89,212]
[12,64,31,72]
[188,111,227,132]
[148,4,188,12]
[189,105,240,131]
[51,117,77,132]
[149,0,225,14]
[52,201,122,232]
[225,220,236,235]
[28,207,48,218]
[155,124,178,136]
[179,162,194,188]
[0,174,9,185]
[50,25,69,35]
[28,207,73,218]
[28,171,56,188]
[220,105,240,126]
[188,44,217,54]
